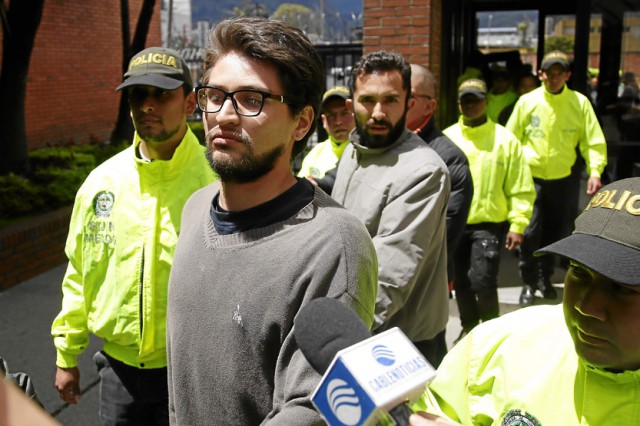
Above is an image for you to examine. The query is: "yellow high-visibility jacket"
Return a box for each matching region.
[506,85,607,180]
[412,305,640,425]
[52,128,215,369]
[444,118,535,235]
[486,87,518,123]
[297,136,349,179]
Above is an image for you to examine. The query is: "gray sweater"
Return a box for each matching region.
[167,183,377,425]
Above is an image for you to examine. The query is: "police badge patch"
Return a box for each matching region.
[94,191,115,217]
[502,409,541,426]
[530,115,540,127]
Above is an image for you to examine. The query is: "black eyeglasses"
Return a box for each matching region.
[195,86,290,117]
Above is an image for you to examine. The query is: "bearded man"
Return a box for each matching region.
[332,50,451,368]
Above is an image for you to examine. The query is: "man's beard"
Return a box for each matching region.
[206,133,284,184]
[133,117,181,143]
[355,112,407,149]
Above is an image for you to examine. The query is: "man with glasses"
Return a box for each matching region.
[407,64,473,290]
[331,51,451,368]
[166,18,377,425]
[506,51,608,307]
[51,47,215,425]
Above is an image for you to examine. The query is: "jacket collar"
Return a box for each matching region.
[350,127,412,156]
[132,127,201,180]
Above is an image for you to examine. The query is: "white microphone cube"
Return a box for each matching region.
[311,327,436,426]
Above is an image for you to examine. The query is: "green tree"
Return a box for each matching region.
[518,22,527,46]
[272,3,313,26]
[0,0,46,176]
[545,35,574,54]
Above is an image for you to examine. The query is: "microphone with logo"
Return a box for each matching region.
[294,298,436,426]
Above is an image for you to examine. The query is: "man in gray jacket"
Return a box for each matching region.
[332,51,451,367]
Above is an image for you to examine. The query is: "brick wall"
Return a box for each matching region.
[362,0,442,92]
[0,0,162,151]
[361,0,443,117]
[361,0,439,64]
[0,208,71,290]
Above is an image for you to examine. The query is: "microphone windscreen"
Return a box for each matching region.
[294,297,372,374]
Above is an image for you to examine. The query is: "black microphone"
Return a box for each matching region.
[294,297,371,374]
[295,298,434,426]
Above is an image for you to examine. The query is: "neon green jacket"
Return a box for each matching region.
[52,128,216,369]
[444,118,535,234]
[506,85,607,180]
[412,305,640,425]
[297,136,349,179]
[486,88,518,123]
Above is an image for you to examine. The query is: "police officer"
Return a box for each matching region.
[506,51,607,306]
[52,47,215,425]
[298,86,354,187]
[444,79,535,341]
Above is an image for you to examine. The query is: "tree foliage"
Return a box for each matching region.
[545,35,574,54]
[272,3,313,24]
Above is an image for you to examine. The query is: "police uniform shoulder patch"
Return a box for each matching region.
[94,191,115,217]
[531,115,540,127]
[309,167,322,179]
[502,409,541,426]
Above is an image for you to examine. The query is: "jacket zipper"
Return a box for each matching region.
[139,247,145,336]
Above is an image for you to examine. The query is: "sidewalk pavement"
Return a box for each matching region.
[0,263,101,425]
[0,252,564,425]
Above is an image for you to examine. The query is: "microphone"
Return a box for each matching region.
[294,298,436,426]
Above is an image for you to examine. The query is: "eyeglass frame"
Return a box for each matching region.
[195,85,290,117]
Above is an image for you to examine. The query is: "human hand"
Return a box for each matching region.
[505,232,524,251]
[55,366,81,404]
[586,176,602,196]
[409,412,462,425]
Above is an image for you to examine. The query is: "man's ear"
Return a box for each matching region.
[346,98,353,112]
[321,114,329,130]
[184,91,197,116]
[293,105,314,141]
[407,97,416,110]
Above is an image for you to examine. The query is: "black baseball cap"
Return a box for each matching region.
[458,79,487,100]
[322,86,350,106]
[537,178,640,285]
[540,51,570,71]
[116,47,193,91]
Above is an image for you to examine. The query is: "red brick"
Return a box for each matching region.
[397,7,430,16]
[367,27,400,37]
[381,17,412,27]
[0,0,162,150]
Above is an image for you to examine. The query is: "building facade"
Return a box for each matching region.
[0,0,161,151]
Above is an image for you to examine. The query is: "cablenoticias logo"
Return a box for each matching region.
[372,344,395,366]
[326,378,361,425]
